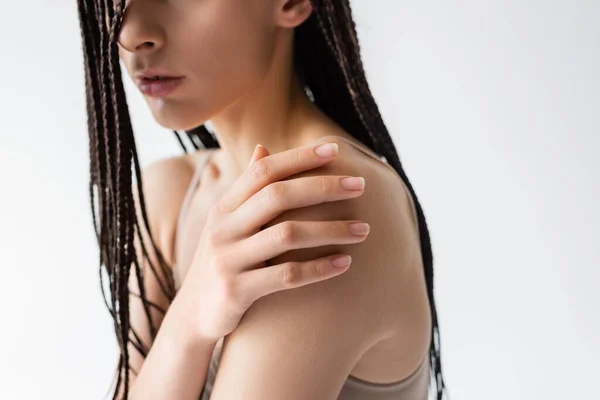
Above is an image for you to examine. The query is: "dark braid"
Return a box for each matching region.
[76,0,445,398]
[77,0,176,397]
[301,2,446,397]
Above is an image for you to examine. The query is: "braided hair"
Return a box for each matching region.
[76,0,446,398]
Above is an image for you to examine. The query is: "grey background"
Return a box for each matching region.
[0,1,598,399]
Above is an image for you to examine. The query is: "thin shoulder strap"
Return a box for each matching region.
[315,135,392,167]
[315,135,420,238]
[173,150,217,268]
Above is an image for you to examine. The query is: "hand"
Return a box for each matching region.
[176,140,370,343]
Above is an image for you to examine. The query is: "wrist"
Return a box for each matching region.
[168,288,219,350]
[128,289,219,400]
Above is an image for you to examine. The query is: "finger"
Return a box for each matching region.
[248,144,270,166]
[227,175,365,236]
[238,254,352,302]
[248,145,260,167]
[214,140,340,214]
[233,220,370,270]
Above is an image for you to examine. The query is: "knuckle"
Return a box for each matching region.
[279,262,298,286]
[329,221,342,237]
[313,259,327,277]
[249,158,271,180]
[271,222,295,245]
[293,151,303,165]
[320,176,333,194]
[210,252,229,272]
[206,226,224,247]
[270,181,286,203]
[257,182,280,208]
[217,275,240,303]
[207,203,224,219]
[263,182,285,206]
[293,149,309,166]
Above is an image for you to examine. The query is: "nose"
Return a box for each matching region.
[117,2,165,54]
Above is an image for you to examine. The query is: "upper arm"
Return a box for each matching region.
[209,155,431,399]
[123,155,196,379]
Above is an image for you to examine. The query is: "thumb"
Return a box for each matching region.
[248,144,270,167]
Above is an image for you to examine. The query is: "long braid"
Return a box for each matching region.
[77,0,100,244]
[108,2,132,393]
[307,1,446,397]
[77,0,445,398]
[77,0,113,331]
[97,0,123,393]
[77,0,176,398]
[96,0,119,335]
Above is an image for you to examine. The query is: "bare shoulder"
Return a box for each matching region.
[133,150,211,266]
[254,140,431,378]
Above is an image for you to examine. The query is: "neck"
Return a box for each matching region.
[209,33,342,176]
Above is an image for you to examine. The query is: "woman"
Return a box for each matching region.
[76,0,445,399]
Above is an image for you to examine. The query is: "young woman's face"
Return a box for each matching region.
[117,0,308,130]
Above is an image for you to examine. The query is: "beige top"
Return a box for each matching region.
[172,135,430,399]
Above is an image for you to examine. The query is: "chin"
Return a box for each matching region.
[147,99,212,131]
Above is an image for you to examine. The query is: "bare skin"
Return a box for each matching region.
[116,0,431,398]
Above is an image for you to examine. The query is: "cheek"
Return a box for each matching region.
[176,3,275,106]
[139,1,276,130]
[118,51,134,81]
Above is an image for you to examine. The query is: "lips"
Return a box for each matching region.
[134,69,185,98]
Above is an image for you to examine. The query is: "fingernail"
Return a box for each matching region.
[248,144,261,167]
[332,255,352,268]
[348,222,370,236]
[340,177,365,190]
[315,143,339,158]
